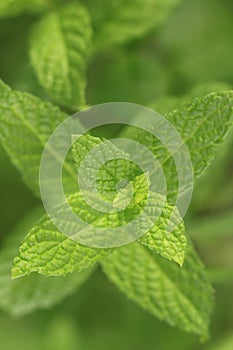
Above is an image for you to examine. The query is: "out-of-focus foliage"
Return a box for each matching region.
[29,2,92,109]
[84,0,184,48]
[0,0,48,19]
[159,0,233,86]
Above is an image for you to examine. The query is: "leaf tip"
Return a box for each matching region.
[11,266,26,280]
[172,251,186,267]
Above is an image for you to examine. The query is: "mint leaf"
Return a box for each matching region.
[101,242,214,338]
[86,0,183,47]
[138,194,186,266]
[72,134,142,200]
[0,208,93,316]
[0,80,76,196]
[191,126,233,214]
[11,193,113,278]
[149,84,233,213]
[11,188,185,277]
[0,0,47,18]
[12,130,187,277]
[72,134,187,265]
[30,2,92,110]
[122,91,233,203]
[167,91,233,180]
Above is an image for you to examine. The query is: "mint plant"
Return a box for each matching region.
[0,0,233,348]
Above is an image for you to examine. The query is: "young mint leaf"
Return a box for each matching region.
[101,241,214,338]
[0,0,47,18]
[149,83,233,213]
[0,208,94,317]
[72,135,186,265]
[72,134,142,200]
[138,194,186,266]
[12,183,187,277]
[167,91,233,180]
[121,91,233,203]
[11,192,114,278]
[72,134,187,265]
[12,129,187,277]
[29,2,92,110]
[191,118,233,213]
[0,80,77,196]
[85,0,183,47]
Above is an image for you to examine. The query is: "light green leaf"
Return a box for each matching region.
[0,0,47,18]
[72,134,187,265]
[0,80,77,196]
[138,194,186,266]
[149,83,233,213]
[30,2,92,110]
[12,129,187,278]
[101,242,214,338]
[190,114,233,212]
[72,134,142,201]
[11,192,114,278]
[167,91,233,180]
[0,208,94,317]
[11,187,184,277]
[85,0,183,47]
[121,91,233,203]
